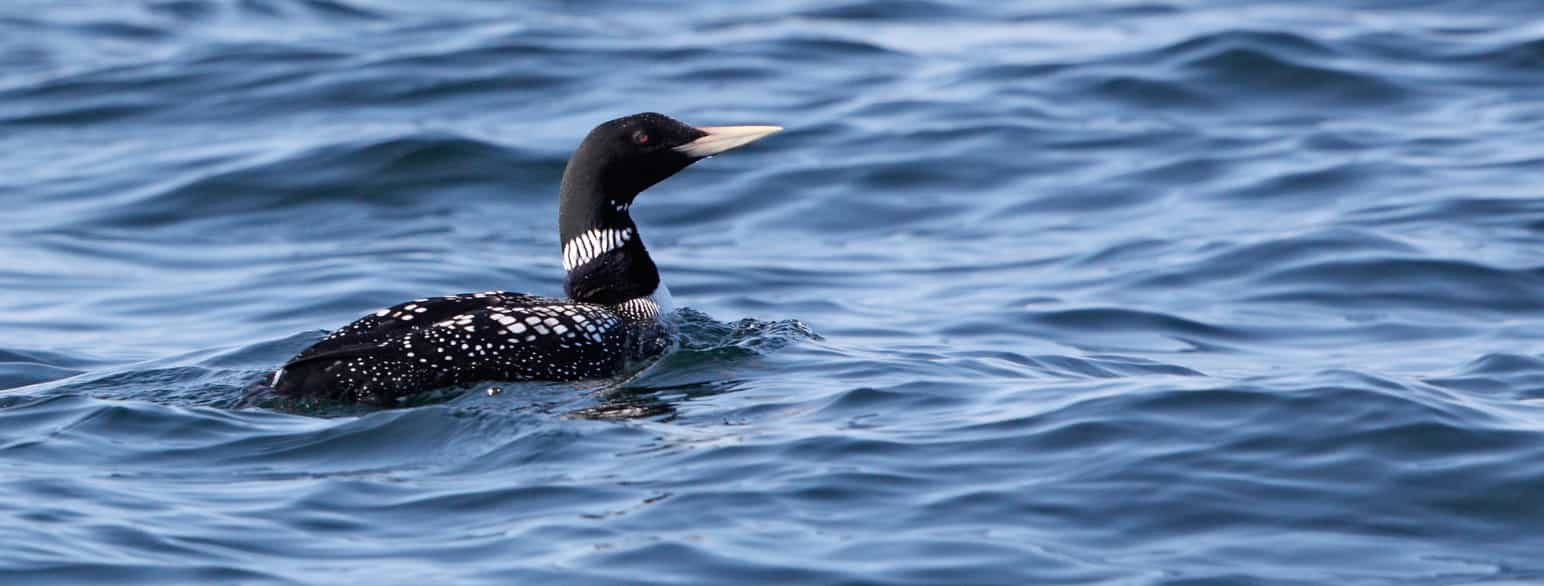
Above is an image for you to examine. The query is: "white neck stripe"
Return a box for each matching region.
[562,227,633,271]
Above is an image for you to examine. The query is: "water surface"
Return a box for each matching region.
[3,1,1543,583]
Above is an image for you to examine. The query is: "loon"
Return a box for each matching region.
[264,113,781,403]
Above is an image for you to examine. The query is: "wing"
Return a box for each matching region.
[285,291,546,366]
[272,299,630,402]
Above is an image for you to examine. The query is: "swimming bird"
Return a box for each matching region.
[264,113,781,403]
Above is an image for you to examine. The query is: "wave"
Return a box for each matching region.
[1424,353,1544,400]
[1250,257,1544,314]
[86,134,558,228]
[4,1,1544,582]
[794,0,971,21]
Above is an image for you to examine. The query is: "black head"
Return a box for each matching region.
[558,112,781,305]
[558,112,781,241]
[563,112,707,200]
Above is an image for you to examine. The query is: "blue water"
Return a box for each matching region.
[3,1,1543,583]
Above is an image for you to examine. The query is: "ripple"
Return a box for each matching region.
[0,348,98,391]
[1024,307,1247,342]
[795,0,970,21]
[1250,258,1544,314]
[3,0,1544,583]
[1156,29,1341,61]
[1424,353,1544,400]
[1179,46,1410,106]
[97,134,557,227]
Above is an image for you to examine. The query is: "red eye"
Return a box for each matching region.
[632,130,651,145]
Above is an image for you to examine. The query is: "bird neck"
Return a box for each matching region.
[558,178,660,306]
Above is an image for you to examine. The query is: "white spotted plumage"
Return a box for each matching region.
[273,274,677,402]
[274,296,643,400]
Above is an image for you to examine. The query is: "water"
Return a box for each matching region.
[3,0,1543,583]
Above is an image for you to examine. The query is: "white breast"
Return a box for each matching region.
[651,281,674,316]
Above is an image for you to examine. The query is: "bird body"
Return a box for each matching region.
[265,113,780,403]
